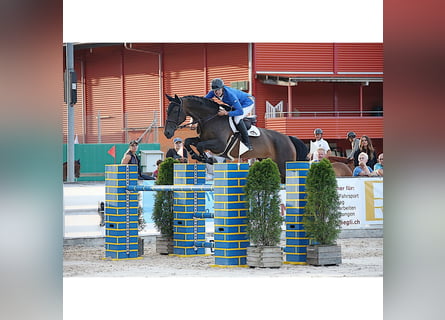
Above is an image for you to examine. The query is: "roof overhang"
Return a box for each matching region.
[256,72,383,86]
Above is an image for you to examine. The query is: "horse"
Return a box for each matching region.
[164,94,308,181]
[63,159,81,181]
[327,156,354,177]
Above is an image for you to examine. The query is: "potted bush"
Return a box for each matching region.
[245,159,283,268]
[303,158,342,266]
[152,157,179,254]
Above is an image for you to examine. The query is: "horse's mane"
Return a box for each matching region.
[182,95,220,110]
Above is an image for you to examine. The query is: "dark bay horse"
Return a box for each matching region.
[164,94,308,181]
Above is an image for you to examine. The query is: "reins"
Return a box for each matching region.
[168,98,219,130]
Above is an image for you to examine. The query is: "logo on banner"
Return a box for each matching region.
[365,180,383,221]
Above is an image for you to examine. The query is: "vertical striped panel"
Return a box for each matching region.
[284,162,310,264]
[172,163,206,256]
[104,164,139,260]
[213,163,249,267]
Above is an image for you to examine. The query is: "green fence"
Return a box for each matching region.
[63,143,161,181]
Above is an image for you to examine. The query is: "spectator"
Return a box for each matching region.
[121,140,155,180]
[205,78,255,151]
[373,153,384,176]
[311,147,327,164]
[152,159,163,179]
[166,137,189,163]
[353,152,374,176]
[309,128,331,161]
[353,135,377,169]
[346,131,360,160]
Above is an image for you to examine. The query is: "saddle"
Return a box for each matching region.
[219,117,260,160]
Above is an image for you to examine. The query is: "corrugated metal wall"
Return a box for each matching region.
[265,117,384,140]
[123,47,161,141]
[336,43,384,73]
[163,43,206,97]
[63,43,383,146]
[255,43,334,73]
[63,43,249,145]
[206,43,249,87]
[254,43,383,75]
[84,46,124,143]
[253,43,383,130]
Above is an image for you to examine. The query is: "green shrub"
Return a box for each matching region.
[245,159,283,247]
[303,158,341,245]
[152,157,179,239]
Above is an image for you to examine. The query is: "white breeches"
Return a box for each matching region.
[233,103,254,124]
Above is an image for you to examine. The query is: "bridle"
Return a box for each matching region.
[165,99,219,130]
[165,100,188,130]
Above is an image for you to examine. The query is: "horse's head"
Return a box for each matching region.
[164,94,187,139]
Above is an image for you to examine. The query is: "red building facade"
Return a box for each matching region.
[63,43,383,156]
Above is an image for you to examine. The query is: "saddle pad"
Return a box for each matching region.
[228,117,261,137]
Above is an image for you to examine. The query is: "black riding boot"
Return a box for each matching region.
[236,119,253,151]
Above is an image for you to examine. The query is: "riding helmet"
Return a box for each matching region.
[314,128,323,135]
[211,78,224,90]
[346,131,356,139]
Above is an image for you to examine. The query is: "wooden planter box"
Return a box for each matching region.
[306,245,342,266]
[247,246,282,268]
[155,235,174,255]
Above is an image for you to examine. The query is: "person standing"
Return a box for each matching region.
[346,131,360,160]
[166,137,189,163]
[205,78,255,151]
[353,135,377,169]
[121,140,155,180]
[309,128,331,161]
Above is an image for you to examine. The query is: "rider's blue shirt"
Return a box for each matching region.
[205,86,254,117]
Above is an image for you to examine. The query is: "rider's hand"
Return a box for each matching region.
[218,109,228,116]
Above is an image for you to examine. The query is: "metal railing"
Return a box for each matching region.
[265,110,383,118]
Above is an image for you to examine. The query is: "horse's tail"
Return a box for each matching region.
[288,136,308,161]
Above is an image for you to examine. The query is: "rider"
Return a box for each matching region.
[204,78,254,151]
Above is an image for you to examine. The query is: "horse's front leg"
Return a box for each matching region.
[195,139,226,164]
[184,137,206,162]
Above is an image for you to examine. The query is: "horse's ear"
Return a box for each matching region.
[165,94,174,102]
[174,94,182,103]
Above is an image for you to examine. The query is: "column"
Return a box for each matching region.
[213,163,250,267]
[104,164,139,260]
[173,163,207,256]
[284,161,310,264]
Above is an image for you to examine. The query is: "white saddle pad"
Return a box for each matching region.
[228,118,261,137]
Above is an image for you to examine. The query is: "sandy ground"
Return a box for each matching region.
[63,237,382,277]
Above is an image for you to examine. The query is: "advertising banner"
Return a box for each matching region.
[336,177,383,229]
